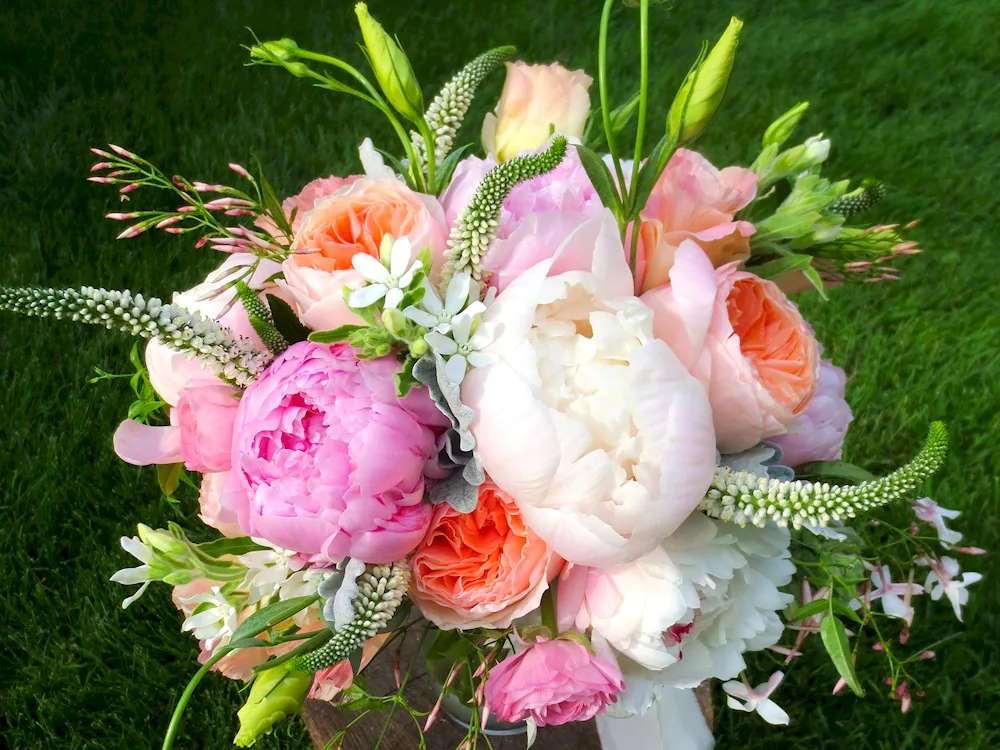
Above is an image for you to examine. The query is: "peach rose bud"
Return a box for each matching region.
[482,61,593,162]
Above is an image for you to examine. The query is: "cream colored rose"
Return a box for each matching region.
[482,61,593,162]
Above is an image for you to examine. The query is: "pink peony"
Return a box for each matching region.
[221,341,447,564]
[175,378,241,472]
[485,638,624,726]
[637,148,757,292]
[198,471,242,538]
[441,147,602,245]
[642,241,820,453]
[770,359,853,467]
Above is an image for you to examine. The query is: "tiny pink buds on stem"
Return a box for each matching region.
[109,144,138,160]
[164,227,184,235]
[832,677,847,695]
[90,147,112,158]
[172,175,188,189]
[87,177,114,184]
[119,183,139,195]
[91,162,111,172]
[195,236,209,249]
[106,212,138,221]
[872,642,885,651]
[117,224,146,240]
[845,261,872,272]
[176,206,197,213]
[156,216,182,229]
[921,650,936,659]
[906,219,920,229]
[229,163,252,180]
[953,546,987,555]
[192,182,229,192]
[225,209,256,217]
[203,198,254,210]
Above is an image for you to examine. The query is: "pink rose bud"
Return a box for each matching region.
[484,638,624,727]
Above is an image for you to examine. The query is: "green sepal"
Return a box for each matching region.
[574,144,623,221]
[265,294,311,345]
[309,324,366,344]
[394,356,419,397]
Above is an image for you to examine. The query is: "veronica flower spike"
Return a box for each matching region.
[723,671,790,725]
[348,235,422,310]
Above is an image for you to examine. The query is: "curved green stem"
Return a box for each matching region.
[161,646,232,750]
[416,119,438,192]
[292,49,385,103]
[598,0,626,193]
[628,0,650,202]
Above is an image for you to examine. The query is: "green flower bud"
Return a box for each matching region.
[355,3,423,122]
[668,16,743,144]
[252,38,300,61]
[234,664,312,747]
[763,101,809,149]
[381,307,406,337]
[137,524,187,558]
[409,338,429,358]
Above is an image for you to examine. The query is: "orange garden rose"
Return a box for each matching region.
[278,177,448,330]
[643,240,820,453]
[410,482,563,630]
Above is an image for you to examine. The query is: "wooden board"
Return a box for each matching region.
[304,645,713,750]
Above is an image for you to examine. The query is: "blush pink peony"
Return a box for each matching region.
[637,148,757,292]
[198,471,242,538]
[642,241,821,453]
[770,359,853,467]
[220,341,448,565]
[485,638,624,726]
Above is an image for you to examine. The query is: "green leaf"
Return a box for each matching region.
[830,600,865,626]
[629,133,674,221]
[266,294,311,344]
[820,611,864,696]
[795,460,877,484]
[574,145,622,220]
[308,324,366,344]
[258,173,294,242]
[196,536,270,558]
[156,463,182,498]
[394,356,419,397]
[434,143,474,194]
[609,90,642,135]
[788,599,828,622]
[750,253,814,280]
[230,595,319,644]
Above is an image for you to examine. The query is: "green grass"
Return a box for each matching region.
[1,0,997,747]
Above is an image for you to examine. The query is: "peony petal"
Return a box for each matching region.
[113,419,183,466]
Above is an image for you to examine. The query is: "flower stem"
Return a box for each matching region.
[161,646,232,750]
[598,0,627,193]
[628,0,650,201]
[417,118,439,193]
[540,588,558,635]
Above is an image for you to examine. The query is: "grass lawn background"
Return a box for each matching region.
[1,0,997,747]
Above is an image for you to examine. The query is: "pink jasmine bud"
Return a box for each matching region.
[106,212,138,220]
[832,677,847,695]
[225,209,256,217]
[209,237,243,245]
[895,247,923,256]
[109,144,137,160]
[873,223,900,232]
[90,162,111,172]
[119,183,139,194]
[164,227,184,235]
[117,224,146,240]
[893,241,919,253]
[480,704,490,728]
[176,206,196,213]
[87,176,113,184]
[393,651,402,690]
[845,261,872,271]
[172,175,188,189]
[203,197,254,210]
[899,626,909,645]
[882,274,902,281]
[90,147,112,158]
[229,163,252,180]
[872,642,885,651]
[921,650,936,659]
[156,216,182,229]
[905,220,920,229]
[108,170,128,178]
[916,690,926,698]
[864,277,885,284]
[953,546,987,555]
[910,521,920,535]
[194,236,209,249]
[192,182,228,192]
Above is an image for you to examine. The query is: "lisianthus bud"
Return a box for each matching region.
[234,664,312,747]
[668,16,743,144]
[255,38,299,61]
[355,3,423,122]
[763,101,809,148]
[137,523,188,558]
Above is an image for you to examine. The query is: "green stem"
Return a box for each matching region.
[598,0,627,194]
[292,49,385,103]
[161,646,232,750]
[416,119,438,193]
[540,588,558,635]
[628,0,650,201]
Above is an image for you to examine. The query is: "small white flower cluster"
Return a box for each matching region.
[239,543,331,626]
[348,236,423,311]
[0,285,271,386]
[178,586,239,652]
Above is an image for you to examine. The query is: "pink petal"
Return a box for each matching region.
[113,419,183,466]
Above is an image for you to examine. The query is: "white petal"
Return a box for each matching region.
[383,287,404,310]
[466,351,499,369]
[722,681,750,701]
[111,565,151,585]
[462,300,487,319]
[348,283,388,309]
[424,331,458,355]
[726,695,751,713]
[398,259,422,288]
[469,320,496,349]
[389,237,413,276]
[402,306,438,328]
[183,610,224,631]
[421,280,444,314]
[120,581,150,609]
[451,312,474,345]
[120,536,153,564]
[445,273,472,313]
[352,253,390,282]
[755,699,790,726]
[445,354,469,385]
[358,137,396,179]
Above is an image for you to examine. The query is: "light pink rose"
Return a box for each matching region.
[174,378,241,472]
[198,471,243,537]
[441,147,602,242]
[637,148,757,292]
[145,253,283,405]
[221,341,448,565]
[485,638,624,726]
[770,359,853,467]
[463,211,716,567]
[279,177,448,330]
[274,175,363,236]
[642,241,821,453]
[482,62,593,162]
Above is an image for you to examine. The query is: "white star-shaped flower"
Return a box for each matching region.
[402,272,485,334]
[723,671,790,725]
[424,312,497,385]
[110,535,154,609]
[179,585,239,652]
[348,235,422,310]
[919,555,982,622]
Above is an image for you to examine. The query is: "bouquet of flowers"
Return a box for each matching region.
[1,3,984,749]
